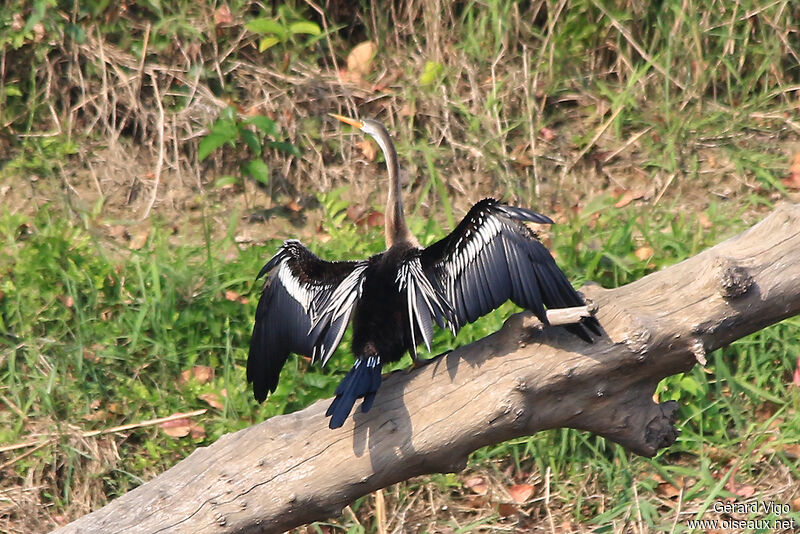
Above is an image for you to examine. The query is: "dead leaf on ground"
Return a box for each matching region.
[782,175,800,190]
[11,13,24,31]
[179,365,215,385]
[783,151,800,190]
[698,213,713,229]
[107,225,129,241]
[782,443,800,459]
[614,189,645,208]
[161,418,191,438]
[464,476,488,495]
[464,495,488,509]
[214,4,233,25]
[724,465,756,499]
[161,418,205,439]
[356,139,377,161]
[83,347,100,363]
[346,205,366,223]
[790,151,800,173]
[539,127,556,141]
[347,41,377,77]
[33,23,45,42]
[792,497,800,511]
[193,365,214,383]
[199,392,224,410]
[654,475,683,499]
[224,290,248,304]
[497,502,518,517]
[366,210,384,228]
[634,246,654,261]
[508,483,535,503]
[130,228,150,250]
[510,143,533,167]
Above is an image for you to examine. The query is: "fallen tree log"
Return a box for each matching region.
[54,203,800,534]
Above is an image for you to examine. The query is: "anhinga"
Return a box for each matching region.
[248,114,600,429]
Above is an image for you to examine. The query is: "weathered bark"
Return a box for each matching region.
[53,203,800,534]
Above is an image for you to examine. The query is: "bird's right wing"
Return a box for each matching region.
[420,198,600,341]
[247,240,367,402]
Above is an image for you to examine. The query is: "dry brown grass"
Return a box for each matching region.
[8,0,797,232]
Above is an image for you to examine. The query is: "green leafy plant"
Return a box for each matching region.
[198,106,300,188]
[245,6,322,53]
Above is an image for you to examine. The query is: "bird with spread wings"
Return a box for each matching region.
[248,115,600,429]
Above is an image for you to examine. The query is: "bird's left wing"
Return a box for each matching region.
[420,198,600,340]
[248,240,367,402]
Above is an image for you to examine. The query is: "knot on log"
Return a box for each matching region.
[643,400,680,455]
[571,383,681,458]
[690,339,707,366]
[715,258,752,298]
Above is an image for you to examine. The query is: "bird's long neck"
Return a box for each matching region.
[375,129,417,248]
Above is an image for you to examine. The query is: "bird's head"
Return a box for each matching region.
[330,114,393,163]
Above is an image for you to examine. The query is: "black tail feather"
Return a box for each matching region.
[326,357,382,429]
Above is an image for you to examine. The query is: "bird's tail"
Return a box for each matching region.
[326,356,382,429]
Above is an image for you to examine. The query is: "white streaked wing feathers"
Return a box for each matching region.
[253,241,366,374]
[312,263,368,365]
[396,256,452,354]
[422,199,580,331]
[276,260,314,310]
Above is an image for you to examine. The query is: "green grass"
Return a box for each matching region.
[2,0,800,531]
[2,193,798,531]
[2,0,797,197]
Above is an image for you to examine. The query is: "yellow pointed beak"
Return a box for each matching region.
[329,113,364,130]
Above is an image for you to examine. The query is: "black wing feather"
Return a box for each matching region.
[421,198,600,339]
[248,240,365,402]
